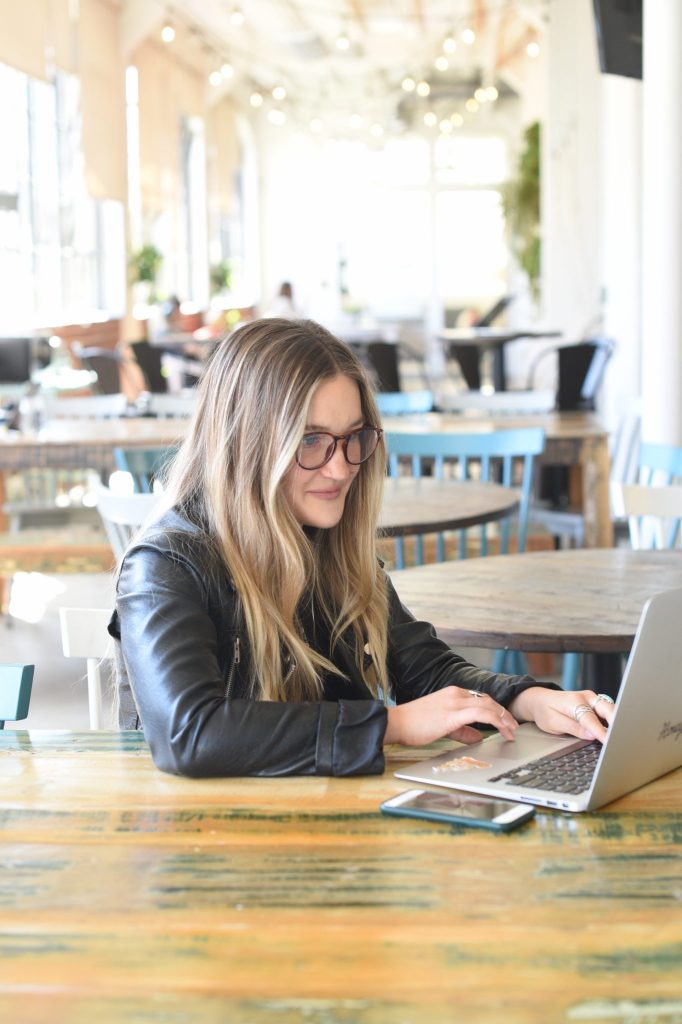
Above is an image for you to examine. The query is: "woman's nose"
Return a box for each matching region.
[322,442,353,477]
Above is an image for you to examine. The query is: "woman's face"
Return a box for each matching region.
[282,374,364,529]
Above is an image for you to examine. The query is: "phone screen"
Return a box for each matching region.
[394,789,524,821]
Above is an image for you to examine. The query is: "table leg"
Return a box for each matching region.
[580,437,613,547]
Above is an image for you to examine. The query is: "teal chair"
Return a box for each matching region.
[386,428,545,676]
[0,664,34,729]
[113,445,177,493]
[376,390,433,416]
[386,428,545,565]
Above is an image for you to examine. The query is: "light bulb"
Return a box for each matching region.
[272,85,287,101]
[402,77,416,92]
[161,24,175,43]
[250,91,263,107]
[209,70,223,87]
[423,111,438,127]
[435,56,449,71]
[526,41,540,58]
[221,63,234,79]
[416,81,430,97]
[231,9,245,27]
[443,35,457,54]
[462,28,476,45]
[336,33,350,51]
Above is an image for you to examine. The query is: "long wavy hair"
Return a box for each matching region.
[161,317,389,702]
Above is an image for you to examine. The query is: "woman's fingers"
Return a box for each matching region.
[447,689,519,741]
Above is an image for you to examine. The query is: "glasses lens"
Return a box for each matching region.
[346,427,380,465]
[297,432,335,469]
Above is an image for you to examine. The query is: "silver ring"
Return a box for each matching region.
[591,693,615,711]
[468,689,484,698]
[573,703,593,723]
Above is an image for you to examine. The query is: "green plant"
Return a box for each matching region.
[129,244,163,285]
[503,121,541,301]
[210,259,233,294]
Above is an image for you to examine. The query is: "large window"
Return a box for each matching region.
[0,62,125,328]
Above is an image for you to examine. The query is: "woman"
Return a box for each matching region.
[110,318,614,777]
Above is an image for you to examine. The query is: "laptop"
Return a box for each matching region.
[396,587,682,812]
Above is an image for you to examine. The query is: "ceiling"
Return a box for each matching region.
[122,0,549,137]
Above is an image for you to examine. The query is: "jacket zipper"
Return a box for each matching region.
[225,635,240,699]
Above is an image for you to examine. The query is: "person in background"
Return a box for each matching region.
[109,318,615,778]
[266,281,299,319]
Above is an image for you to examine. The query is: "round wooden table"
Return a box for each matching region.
[379,477,519,537]
[390,548,682,654]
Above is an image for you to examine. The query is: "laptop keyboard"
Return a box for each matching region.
[489,740,601,795]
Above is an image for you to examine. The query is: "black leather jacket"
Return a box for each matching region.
[109,509,551,778]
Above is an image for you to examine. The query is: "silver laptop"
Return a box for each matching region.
[396,587,682,812]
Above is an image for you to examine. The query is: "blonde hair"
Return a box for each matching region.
[162,318,389,702]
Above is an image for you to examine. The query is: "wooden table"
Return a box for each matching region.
[390,547,682,654]
[1,730,681,1023]
[382,410,613,547]
[379,477,519,536]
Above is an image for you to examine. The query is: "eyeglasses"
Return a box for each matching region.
[295,425,383,471]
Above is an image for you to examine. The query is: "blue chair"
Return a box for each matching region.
[386,428,545,676]
[386,428,545,567]
[375,390,433,416]
[563,440,682,692]
[113,446,177,493]
[0,664,34,729]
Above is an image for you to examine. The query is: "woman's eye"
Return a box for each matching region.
[302,434,321,448]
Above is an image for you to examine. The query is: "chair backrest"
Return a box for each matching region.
[59,608,113,729]
[113,446,177,493]
[365,342,401,392]
[44,393,128,419]
[527,336,615,411]
[638,441,682,485]
[475,294,515,327]
[375,390,433,416]
[72,344,124,395]
[96,487,162,559]
[619,483,682,549]
[0,663,34,729]
[146,392,197,418]
[386,427,545,559]
[129,340,168,393]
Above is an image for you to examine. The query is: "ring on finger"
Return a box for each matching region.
[573,703,593,724]
[591,693,615,711]
[468,689,485,699]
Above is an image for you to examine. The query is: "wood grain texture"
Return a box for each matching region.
[1,730,681,1023]
[379,477,519,535]
[390,548,682,653]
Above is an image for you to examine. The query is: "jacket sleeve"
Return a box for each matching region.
[114,544,387,778]
[385,574,560,706]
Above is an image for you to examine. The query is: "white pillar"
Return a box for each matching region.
[641,1,682,445]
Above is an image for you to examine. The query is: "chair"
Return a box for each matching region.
[386,428,545,676]
[146,393,197,418]
[129,340,168,393]
[43,393,128,419]
[619,484,682,549]
[113,446,177,493]
[95,487,161,560]
[375,390,433,416]
[0,663,34,729]
[527,336,616,412]
[59,608,113,729]
[386,427,545,566]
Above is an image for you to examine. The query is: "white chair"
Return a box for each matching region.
[59,607,113,729]
[96,487,162,560]
[618,483,682,550]
[44,393,128,419]
[146,392,197,418]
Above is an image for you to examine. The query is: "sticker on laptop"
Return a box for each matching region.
[432,755,492,773]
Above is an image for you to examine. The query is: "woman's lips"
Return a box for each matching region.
[308,488,342,500]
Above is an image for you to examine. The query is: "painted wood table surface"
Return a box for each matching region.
[379,477,519,536]
[389,547,682,654]
[1,730,681,1024]
[382,410,612,548]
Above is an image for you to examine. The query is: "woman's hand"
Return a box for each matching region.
[508,686,616,743]
[384,686,519,747]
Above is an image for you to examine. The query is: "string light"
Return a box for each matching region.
[451,112,464,127]
[443,35,457,54]
[474,87,488,103]
[439,119,453,134]
[230,8,245,27]
[267,108,286,126]
[369,123,384,138]
[465,97,479,112]
[434,56,449,71]
[221,62,234,79]
[526,40,540,58]
[462,28,476,45]
[486,85,499,101]
[249,91,263,107]
[336,31,350,51]
[423,111,438,127]
[349,113,364,129]
[272,85,287,100]
[161,23,175,43]
[401,77,416,92]
[416,81,430,97]
[209,70,223,87]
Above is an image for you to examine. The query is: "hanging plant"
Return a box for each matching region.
[503,121,541,302]
[129,244,163,285]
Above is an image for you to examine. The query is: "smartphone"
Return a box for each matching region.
[380,788,535,832]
